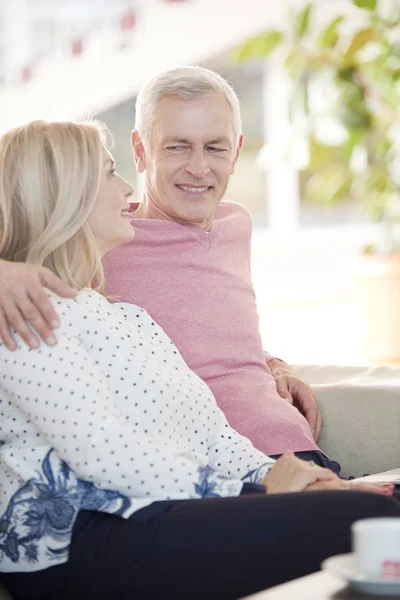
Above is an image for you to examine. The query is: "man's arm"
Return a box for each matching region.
[265,355,323,442]
[0,259,76,349]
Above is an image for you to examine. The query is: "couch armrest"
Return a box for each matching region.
[294,364,400,478]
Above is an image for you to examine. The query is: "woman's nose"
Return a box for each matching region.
[125,182,134,198]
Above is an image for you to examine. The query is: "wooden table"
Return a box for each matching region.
[244,571,391,599]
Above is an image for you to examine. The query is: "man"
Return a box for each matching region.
[0,66,333,467]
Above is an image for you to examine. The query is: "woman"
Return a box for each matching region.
[0,120,398,600]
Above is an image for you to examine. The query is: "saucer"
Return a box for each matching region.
[321,553,400,596]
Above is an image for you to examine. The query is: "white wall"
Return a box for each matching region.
[0,0,351,132]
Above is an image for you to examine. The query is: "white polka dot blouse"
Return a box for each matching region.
[0,289,274,573]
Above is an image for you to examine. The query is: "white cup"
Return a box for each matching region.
[352,518,400,580]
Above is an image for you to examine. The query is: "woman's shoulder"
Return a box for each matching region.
[44,288,91,325]
[51,288,120,332]
[113,301,148,319]
[0,289,107,354]
[47,288,108,313]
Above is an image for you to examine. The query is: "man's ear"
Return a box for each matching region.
[231,133,244,174]
[131,130,146,173]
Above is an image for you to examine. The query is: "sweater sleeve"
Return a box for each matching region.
[0,300,245,501]
[264,351,277,364]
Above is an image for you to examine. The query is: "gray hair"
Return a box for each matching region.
[135,66,242,145]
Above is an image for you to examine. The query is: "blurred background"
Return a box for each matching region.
[1,0,400,366]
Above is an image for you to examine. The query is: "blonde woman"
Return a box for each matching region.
[0,120,398,600]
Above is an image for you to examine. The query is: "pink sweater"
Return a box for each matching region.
[103,201,318,455]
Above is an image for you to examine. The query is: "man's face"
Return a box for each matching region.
[133,93,242,228]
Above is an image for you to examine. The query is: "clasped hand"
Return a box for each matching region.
[262,453,395,496]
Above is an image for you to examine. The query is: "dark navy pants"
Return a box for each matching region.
[5,490,400,600]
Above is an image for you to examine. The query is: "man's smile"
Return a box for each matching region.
[175,184,213,194]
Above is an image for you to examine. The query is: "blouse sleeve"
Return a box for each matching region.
[0,299,245,500]
[207,409,276,486]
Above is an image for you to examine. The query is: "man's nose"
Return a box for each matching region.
[185,149,210,178]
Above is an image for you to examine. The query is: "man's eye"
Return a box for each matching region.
[207,147,225,153]
[166,146,187,151]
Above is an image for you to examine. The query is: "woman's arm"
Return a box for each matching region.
[207,412,276,486]
[0,298,245,500]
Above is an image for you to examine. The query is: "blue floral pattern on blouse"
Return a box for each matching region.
[0,449,131,565]
[195,466,223,498]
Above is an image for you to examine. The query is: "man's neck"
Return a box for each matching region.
[135,195,213,231]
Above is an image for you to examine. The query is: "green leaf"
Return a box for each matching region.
[338,86,371,129]
[358,167,391,199]
[234,32,284,63]
[234,30,284,62]
[345,28,376,61]
[337,66,356,82]
[284,51,308,78]
[304,164,352,205]
[308,139,337,170]
[351,0,377,10]
[233,40,255,63]
[374,74,400,109]
[260,31,285,55]
[295,3,312,39]
[390,42,400,60]
[362,243,375,254]
[363,190,391,222]
[340,129,364,162]
[318,16,343,48]
[284,50,330,78]
[288,82,309,120]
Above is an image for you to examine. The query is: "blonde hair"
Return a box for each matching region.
[135,66,242,145]
[0,120,109,292]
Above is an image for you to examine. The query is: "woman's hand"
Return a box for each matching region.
[305,479,395,495]
[0,259,77,350]
[262,451,339,494]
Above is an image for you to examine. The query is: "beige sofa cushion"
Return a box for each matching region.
[295,364,400,477]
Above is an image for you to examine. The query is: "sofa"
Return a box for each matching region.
[296,363,400,477]
[0,363,399,599]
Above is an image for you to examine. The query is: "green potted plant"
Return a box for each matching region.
[236,0,400,362]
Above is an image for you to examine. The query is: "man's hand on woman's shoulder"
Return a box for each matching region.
[0,259,76,350]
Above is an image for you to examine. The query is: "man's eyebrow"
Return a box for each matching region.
[207,137,231,145]
[161,136,232,145]
[162,137,191,144]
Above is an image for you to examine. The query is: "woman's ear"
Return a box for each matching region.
[131,130,146,173]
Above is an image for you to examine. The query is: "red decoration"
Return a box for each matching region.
[71,38,84,57]
[22,65,32,83]
[120,10,136,31]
